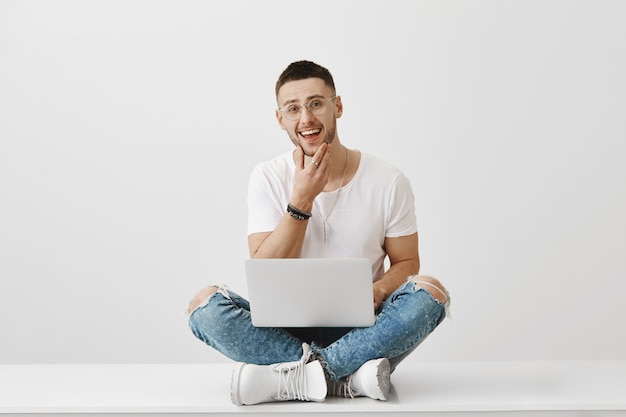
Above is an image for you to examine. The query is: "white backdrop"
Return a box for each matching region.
[1,0,625,364]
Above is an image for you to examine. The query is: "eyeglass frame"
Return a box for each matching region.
[277,95,338,120]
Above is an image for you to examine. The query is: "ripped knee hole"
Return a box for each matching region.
[187,286,219,314]
[409,276,448,304]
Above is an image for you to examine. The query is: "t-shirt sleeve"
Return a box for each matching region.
[385,173,418,238]
[247,164,285,236]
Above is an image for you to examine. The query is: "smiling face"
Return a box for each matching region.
[276,77,342,157]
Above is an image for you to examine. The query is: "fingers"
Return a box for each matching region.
[372,283,387,313]
[294,145,305,170]
[291,143,331,205]
[294,144,330,171]
[310,143,330,171]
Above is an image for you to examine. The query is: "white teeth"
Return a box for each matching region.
[300,129,321,136]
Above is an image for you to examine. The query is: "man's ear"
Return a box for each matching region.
[276,109,287,130]
[335,96,343,118]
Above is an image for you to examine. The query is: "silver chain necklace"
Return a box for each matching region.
[314,148,350,243]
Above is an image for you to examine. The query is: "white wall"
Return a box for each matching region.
[1,0,624,364]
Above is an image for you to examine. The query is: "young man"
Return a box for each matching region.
[187,61,449,405]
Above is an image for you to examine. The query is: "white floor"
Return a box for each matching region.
[1,361,625,416]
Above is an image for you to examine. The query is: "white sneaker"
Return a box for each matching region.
[330,358,391,401]
[230,343,327,405]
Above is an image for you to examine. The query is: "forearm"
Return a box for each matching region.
[376,257,419,292]
[373,233,420,310]
[248,212,310,259]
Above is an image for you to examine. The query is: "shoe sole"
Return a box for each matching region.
[374,358,391,401]
[231,362,245,405]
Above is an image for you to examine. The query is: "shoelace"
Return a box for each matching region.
[274,344,311,401]
[332,377,356,398]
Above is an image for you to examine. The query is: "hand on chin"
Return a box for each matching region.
[300,137,331,158]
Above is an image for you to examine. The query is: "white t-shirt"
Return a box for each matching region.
[247,150,417,281]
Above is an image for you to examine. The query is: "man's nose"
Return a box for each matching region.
[299,105,315,122]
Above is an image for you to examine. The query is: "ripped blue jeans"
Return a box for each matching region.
[187,279,448,381]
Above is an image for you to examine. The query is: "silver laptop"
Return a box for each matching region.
[245,258,375,327]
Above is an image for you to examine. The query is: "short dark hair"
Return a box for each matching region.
[275,60,336,97]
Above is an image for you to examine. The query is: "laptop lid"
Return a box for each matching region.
[245,258,375,328]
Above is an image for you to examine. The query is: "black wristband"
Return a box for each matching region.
[287,203,312,220]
